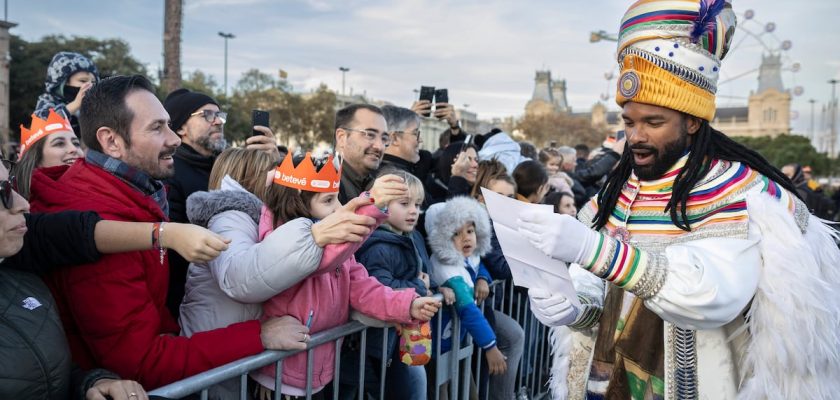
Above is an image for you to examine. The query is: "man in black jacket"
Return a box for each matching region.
[380,105,423,175]
[163,88,225,318]
[162,89,278,317]
[334,104,389,204]
[163,89,225,225]
[573,139,624,199]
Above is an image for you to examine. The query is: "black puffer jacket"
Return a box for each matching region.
[0,211,118,400]
[165,143,216,318]
[0,267,72,399]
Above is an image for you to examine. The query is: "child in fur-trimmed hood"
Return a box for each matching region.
[425,196,509,378]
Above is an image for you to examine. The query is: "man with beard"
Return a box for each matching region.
[162,88,278,317]
[28,75,305,389]
[163,88,227,226]
[334,104,390,204]
[515,1,840,399]
[163,88,227,318]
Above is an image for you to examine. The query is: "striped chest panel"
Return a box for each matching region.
[580,158,798,247]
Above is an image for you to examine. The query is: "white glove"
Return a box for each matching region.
[528,288,579,327]
[516,209,600,265]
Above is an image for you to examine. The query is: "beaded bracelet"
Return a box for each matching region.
[151,222,166,265]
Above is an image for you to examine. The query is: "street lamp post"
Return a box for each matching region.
[809,99,816,141]
[829,79,838,157]
[339,67,350,96]
[218,32,235,96]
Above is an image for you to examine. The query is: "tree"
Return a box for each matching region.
[9,35,148,138]
[180,70,222,97]
[162,0,183,93]
[222,69,335,148]
[236,68,287,93]
[732,134,838,176]
[516,112,608,148]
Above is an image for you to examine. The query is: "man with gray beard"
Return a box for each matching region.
[164,88,226,223]
[162,88,229,317]
[163,89,281,317]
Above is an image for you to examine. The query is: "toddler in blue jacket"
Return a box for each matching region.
[348,169,431,400]
[425,196,507,376]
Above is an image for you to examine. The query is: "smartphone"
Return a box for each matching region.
[434,88,448,108]
[251,110,270,137]
[418,86,435,117]
[615,130,626,141]
[460,134,473,152]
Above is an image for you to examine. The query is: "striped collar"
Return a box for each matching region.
[627,152,690,194]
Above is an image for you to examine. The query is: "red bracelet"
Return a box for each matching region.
[152,222,161,249]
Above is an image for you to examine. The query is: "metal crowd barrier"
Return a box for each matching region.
[473,280,552,400]
[149,283,553,400]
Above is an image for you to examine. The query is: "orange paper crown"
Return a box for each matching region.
[273,152,341,193]
[20,109,73,156]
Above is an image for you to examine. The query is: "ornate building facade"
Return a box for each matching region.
[525,70,571,116]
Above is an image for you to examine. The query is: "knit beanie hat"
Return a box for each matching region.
[615,0,737,121]
[164,88,219,133]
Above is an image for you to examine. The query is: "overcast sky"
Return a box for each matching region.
[10,0,840,133]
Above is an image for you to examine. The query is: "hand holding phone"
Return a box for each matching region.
[251,110,270,137]
[418,86,435,117]
[411,100,432,116]
[433,88,448,107]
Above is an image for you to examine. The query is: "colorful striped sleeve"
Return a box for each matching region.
[581,233,668,300]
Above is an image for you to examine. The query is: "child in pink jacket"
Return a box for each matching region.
[251,154,441,398]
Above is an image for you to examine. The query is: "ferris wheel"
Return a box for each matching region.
[715,9,804,118]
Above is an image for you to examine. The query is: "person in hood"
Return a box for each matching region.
[425,196,523,400]
[476,129,530,175]
[34,51,99,137]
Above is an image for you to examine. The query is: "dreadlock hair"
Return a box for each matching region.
[593,119,800,232]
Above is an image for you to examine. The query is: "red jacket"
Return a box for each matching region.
[29,160,264,389]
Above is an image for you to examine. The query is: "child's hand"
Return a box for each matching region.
[439,287,456,305]
[485,346,508,376]
[311,197,377,247]
[162,223,231,263]
[370,174,408,209]
[475,279,490,304]
[419,272,431,290]
[410,297,442,321]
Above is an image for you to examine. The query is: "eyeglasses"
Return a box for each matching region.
[190,109,227,124]
[0,176,17,209]
[392,129,422,141]
[341,127,391,148]
[0,159,17,210]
